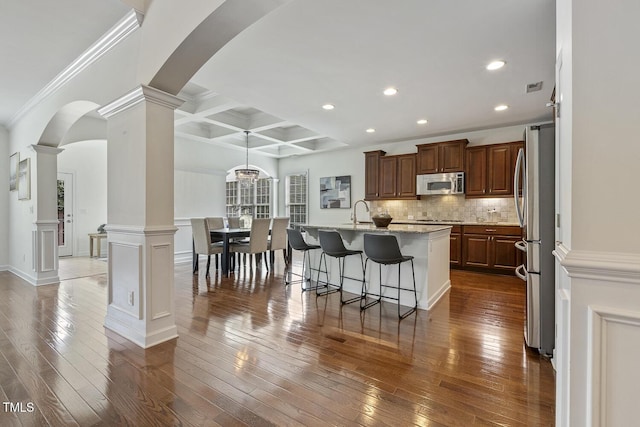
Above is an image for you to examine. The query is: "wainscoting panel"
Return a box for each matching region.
[588,306,640,426]
[40,229,56,272]
[108,241,142,319]
[150,242,172,320]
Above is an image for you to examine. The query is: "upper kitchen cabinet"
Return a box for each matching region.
[396,154,417,197]
[364,151,417,200]
[378,155,398,198]
[465,141,523,198]
[364,150,384,199]
[416,139,467,174]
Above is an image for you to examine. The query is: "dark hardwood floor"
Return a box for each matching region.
[0,255,555,426]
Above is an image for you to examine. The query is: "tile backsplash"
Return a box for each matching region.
[371,195,517,223]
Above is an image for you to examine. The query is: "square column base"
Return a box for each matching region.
[104,225,178,348]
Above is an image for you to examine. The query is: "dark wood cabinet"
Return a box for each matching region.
[487,144,513,195]
[364,150,384,199]
[465,141,523,198]
[462,225,522,274]
[450,225,462,267]
[464,147,487,196]
[364,151,417,200]
[379,156,398,198]
[416,144,438,174]
[397,154,417,197]
[416,139,467,174]
[462,233,491,268]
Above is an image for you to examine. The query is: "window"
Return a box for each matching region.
[225,181,238,217]
[255,179,271,218]
[226,178,272,218]
[286,172,308,226]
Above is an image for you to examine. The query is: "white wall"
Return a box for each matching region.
[277,124,528,224]
[0,125,8,269]
[53,134,278,261]
[555,0,640,425]
[58,140,108,256]
[7,32,142,278]
[570,1,640,254]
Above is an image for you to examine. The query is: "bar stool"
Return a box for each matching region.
[361,233,417,319]
[285,228,322,292]
[316,230,364,305]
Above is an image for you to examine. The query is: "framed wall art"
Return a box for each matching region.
[18,158,30,200]
[9,152,19,191]
[320,175,351,209]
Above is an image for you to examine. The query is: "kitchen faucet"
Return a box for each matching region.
[351,199,369,225]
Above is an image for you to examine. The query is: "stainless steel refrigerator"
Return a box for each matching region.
[513,124,555,356]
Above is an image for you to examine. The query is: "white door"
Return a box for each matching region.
[57,172,74,257]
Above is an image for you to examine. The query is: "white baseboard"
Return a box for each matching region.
[427,279,451,310]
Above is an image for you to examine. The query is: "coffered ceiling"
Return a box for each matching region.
[2,0,556,159]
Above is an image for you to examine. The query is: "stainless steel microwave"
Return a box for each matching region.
[416,172,465,195]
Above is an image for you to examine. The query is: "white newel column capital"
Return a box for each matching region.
[30,144,64,155]
[98,84,184,118]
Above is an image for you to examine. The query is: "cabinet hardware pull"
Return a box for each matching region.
[485,229,497,232]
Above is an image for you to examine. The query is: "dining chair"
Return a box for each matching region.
[206,217,225,269]
[227,217,240,228]
[191,218,223,277]
[268,217,290,266]
[230,218,271,271]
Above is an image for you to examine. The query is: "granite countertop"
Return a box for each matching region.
[389,219,520,226]
[302,223,452,234]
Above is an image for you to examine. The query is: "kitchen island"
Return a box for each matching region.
[302,223,451,310]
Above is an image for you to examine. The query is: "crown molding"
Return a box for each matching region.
[98,85,184,118]
[9,9,143,129]
[555,243,640,285]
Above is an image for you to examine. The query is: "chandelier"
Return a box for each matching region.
[235,130,260,185]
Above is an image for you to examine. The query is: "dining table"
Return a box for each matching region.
[192,226,292,277]
[209,227,251,276]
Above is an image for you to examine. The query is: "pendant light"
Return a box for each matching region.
[235,130,260,185]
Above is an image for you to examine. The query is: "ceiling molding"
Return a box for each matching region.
[9,9,142,129]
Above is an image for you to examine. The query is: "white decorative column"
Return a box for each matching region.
[31,144,64,285]
[98,85,183,348]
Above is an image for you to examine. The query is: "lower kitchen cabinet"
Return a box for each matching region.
[450,225,462,266]
[460,225,522,274]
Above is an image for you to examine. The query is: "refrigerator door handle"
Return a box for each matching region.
[515,240,527,253]
[514,148,526,227]
[515,264,527,281]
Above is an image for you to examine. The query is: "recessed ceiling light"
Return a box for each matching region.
[417,119,428,125]
[486,60,506,71]
[383,87,398,96]
[366,128,376,133]
[322,104,335,110]
[494,104,509,111]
